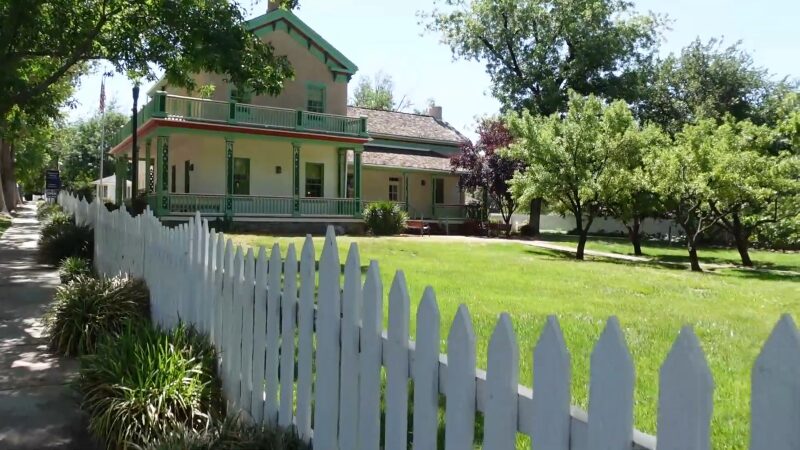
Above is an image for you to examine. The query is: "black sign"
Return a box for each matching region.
[45,170,60,199]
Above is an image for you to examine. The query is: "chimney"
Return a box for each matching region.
[267,0,280,12]
[428,104,443,121]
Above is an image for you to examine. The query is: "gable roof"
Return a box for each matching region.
[361,150,453,172]
[247,9,358,76]
[348,107,469,146]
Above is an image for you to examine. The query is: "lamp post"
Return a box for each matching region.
[131,84,140,204]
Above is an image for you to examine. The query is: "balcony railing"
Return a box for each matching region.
[110,92,369,147]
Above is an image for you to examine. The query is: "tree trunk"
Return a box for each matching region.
[577,229,588,260]
[627,217,643,256]
[687,241,702,272]
[0,138,18,212]
[0,163,7,214]
[731,214,753,267]
[527,198,542,236]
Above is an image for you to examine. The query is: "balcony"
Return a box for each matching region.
[110,92,369,148]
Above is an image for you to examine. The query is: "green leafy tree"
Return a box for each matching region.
[59,110,128,188]
[350,71,410,111]
[422,0,664,235]
[506,92,638,259]
[638,38,777,135]
[0,0,297,211]
[604,124,670,255]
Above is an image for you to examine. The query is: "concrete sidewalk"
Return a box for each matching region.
[0,203,96,449]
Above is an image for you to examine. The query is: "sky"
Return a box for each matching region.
[67,0,800,141]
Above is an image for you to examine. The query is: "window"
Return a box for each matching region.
[389,177,400,201]
[171,165,176,193]
[305,163,324,198]
[233,158,250,195]
[184,161,191,193]
[306,84,325,113]
[434,178,444,204]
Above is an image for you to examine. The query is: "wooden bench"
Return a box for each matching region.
[406,219,431,236]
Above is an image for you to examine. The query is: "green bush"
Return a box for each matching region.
[145,418,310,450]
[58,256,94,284]
[36,201,63,221]
[46,275,149,356]
[38,213,93,265]
[79,323,222,449]
[363,201,408,236]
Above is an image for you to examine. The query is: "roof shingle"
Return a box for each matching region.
[347,106,469,144]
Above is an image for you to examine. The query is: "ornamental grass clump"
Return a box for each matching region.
[145,417,310,450]
[58,256,93,284]
[38,212,93,265]
[36,201,64,221]
[79,323,222,449]
[46,275,149,356]
[363,201,408,235]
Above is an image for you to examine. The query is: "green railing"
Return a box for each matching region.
[433,204,468,219]
[300,197,361,216]
[109,92,368,147]
[232,195,293,216]
[167,194,226,215]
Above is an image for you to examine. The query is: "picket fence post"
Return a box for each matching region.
[445,304,476,450]
[358,261,383,450]
[412,287,440,450]
[295,236,315,442]
[338,243,362,450]
[278,244,298,428]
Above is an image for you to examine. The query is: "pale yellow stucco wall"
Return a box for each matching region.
[362,169,461,218]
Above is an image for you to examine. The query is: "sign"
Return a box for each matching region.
[45,170,60,199]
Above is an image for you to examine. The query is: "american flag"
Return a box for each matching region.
[99,78,106,113]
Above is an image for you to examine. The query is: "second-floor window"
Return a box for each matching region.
[307,84,325,113]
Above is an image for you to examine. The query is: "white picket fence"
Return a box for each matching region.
[59,192,800,450]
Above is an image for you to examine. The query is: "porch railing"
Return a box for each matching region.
[168,193,227,215]
[300,197,361,216]
[232,195,293,216]
[433,204,467,219]
[110,92,368,147]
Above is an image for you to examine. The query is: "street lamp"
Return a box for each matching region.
[131,84,140,204]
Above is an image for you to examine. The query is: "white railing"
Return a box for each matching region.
[60,191,800,450]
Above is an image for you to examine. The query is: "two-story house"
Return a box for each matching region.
[107,3,470,232]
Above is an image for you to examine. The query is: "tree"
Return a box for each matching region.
[422,0,663,235]
[450,118,523,234]
[58,110,128,188]
[506,92,637,259]
[604,124,670,255]
[350,71,411,111]
[638,38,776,136]
[0,0,297,211]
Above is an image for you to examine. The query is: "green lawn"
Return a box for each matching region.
[230,233,799,450]
[0,215,11,237]
[538,232,800,272]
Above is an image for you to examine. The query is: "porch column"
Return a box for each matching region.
[225,139,234,219]
[144,138,152,196]
[292,142,301,217]
[156,136,169,216]
[337,148,348,198]
[403,172,409,211]
[353,148,363,217]
[114,157,126,205]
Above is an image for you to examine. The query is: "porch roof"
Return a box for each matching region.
[354,150,456,174]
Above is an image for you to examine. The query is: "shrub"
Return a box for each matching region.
[363,201,408,236]
[46,275,149,356]
[79,323,222,449]
[38,214,93,265]
[58,256,93,284]
[36,201,63,221]
[145,417,310,450]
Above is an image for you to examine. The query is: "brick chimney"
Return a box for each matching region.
[428,104,443,121]
[267,0,280,12]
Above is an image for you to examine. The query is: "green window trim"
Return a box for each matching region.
[306,82,326,113]
[305,162,324,198]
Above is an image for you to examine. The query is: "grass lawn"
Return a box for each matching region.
[538,232,800,272]
[0,215,11,237]
[230,233,800,450]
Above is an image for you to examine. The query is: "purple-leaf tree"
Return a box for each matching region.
[450,119,524,235]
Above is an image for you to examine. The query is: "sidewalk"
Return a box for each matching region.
[0,203,96,449]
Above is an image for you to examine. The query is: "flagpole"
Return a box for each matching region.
[97,74,107,202]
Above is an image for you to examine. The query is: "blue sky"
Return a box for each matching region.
[67,0,799,140]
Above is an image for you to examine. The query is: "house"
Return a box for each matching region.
[107,3,470,232]
[92,175,131,203]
